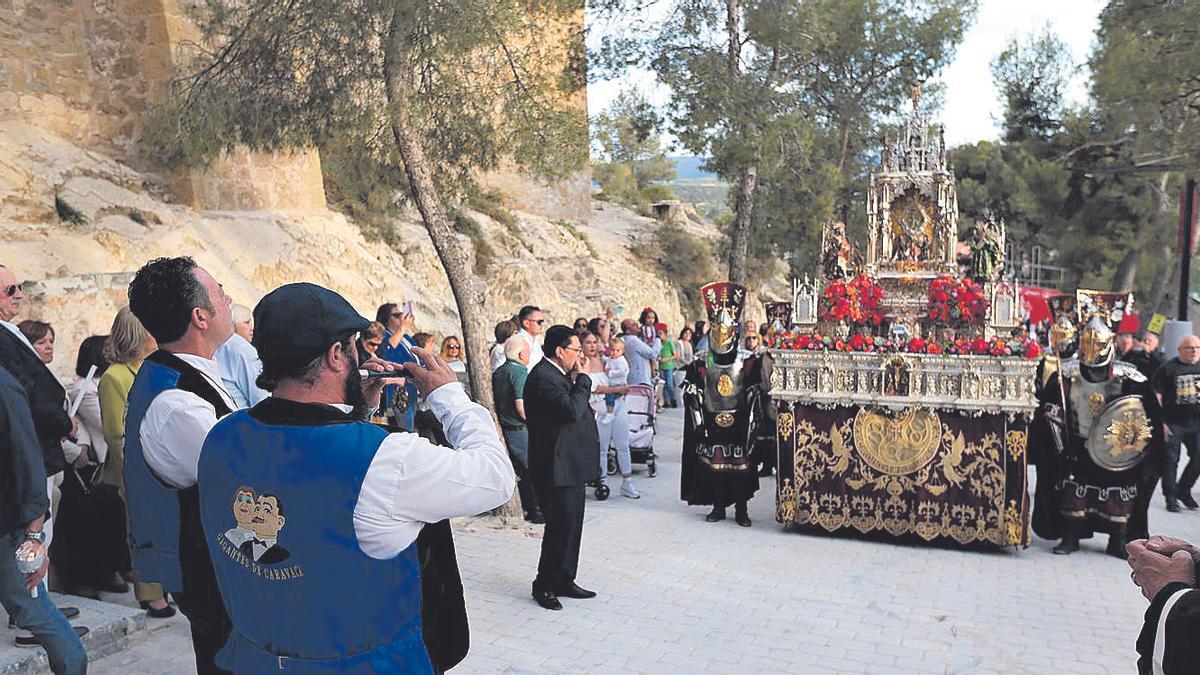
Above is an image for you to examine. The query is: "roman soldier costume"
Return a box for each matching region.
[1030,294,1078,541]
[680,282,764,526]
[1038,291,1160,558]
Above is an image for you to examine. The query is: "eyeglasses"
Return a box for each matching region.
[562,346,583,353]
[390,312,405,319]
[3,284,19,297]
[526,318,545,325]
[447,344,461,350]
[365,340,382,348]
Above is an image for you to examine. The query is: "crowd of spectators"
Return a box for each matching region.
[0,255,715,665]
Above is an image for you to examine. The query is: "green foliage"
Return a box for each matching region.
[451,209,497,274]
[991,27,1072,143]
[54,195,86,226]
[321,130,410,248]
[591,88,677,210]
[146,0,587,201]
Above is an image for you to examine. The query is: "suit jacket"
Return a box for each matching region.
[524,359,597,487]
[0,327,69,475]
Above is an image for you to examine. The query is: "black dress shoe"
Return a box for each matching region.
[1181,494,1199,510]
[15,626,88,648]
[531,589,562,611]
[1052,537,1080,555]
[705,507,726,522]
[525,510,546,524]
[556,582,596,599]
[1168,501,1182,513]
[146,604,176,619]
[58,606,79,620]
[735,511,752,527]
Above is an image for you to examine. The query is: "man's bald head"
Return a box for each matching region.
[1179,335,1200,365]
[620,318,637,335]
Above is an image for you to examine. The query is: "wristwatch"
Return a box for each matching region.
[24,530,45,545]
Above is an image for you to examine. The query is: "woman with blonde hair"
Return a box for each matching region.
[97,306,174,619]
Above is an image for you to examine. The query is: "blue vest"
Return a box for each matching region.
[124,351,232,593]
[198,407,431,674]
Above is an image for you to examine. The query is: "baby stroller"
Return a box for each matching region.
[607,383,659,478]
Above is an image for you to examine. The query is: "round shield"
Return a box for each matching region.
[1085,395,1153,472]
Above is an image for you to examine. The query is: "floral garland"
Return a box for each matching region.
[820,274,885,325]
[767,330,1042,359]
[927,276,988,326]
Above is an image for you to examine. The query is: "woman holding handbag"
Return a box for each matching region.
[98,306,175,618]
[52,335,132,598]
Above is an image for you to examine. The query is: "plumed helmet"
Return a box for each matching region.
[701,281,747,355]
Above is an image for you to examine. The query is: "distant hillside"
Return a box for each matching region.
[668,156,717,181]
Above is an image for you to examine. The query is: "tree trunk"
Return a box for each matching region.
[1111,247,1139,292]
[385,16,522,521]
[723,0,758,286]
[728,166,758,285]
[1148,171,1179,318]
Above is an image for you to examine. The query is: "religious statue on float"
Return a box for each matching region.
[969,215,1006,281]
[1036,290,1160,558]
[820,221,858,280]
[680,282,767,527]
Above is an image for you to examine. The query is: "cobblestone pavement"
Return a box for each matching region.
[92,406,1200,674]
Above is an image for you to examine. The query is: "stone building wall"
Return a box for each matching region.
[0,0,326,211]
[0,0,584,216]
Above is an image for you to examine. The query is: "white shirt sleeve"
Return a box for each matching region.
[353,382,515,559]
[139,390,220,489]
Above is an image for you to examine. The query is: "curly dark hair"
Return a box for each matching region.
[128,257,212,344]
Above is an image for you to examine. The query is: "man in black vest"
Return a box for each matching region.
[525,325,598,610]
[127,257,238,674]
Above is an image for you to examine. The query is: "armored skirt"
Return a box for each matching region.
[679,361,759,507]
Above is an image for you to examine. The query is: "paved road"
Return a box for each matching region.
[92,405,1200,674]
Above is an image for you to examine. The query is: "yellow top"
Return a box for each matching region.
[97,361,140,490]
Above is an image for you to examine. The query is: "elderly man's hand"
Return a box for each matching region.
[1144,535,1200,565]
[403,346,458,397]
[1128,539,1197,601]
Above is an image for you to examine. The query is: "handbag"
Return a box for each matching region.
[49,460,132,586]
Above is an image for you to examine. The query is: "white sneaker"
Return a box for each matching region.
[620,479,640,499]
[600,412,614,424]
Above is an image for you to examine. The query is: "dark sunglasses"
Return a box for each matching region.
[365,340,382,348]
[526,318,545,325]
[390,312,405,319]
[3,284,19,297]
[447,344,461,350]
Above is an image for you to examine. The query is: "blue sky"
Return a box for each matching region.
[587,0,1107,149]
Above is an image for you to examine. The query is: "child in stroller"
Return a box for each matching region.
[608,383,658,479]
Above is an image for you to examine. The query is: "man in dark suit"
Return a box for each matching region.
[0,265,71,479]
[525,324,598,610]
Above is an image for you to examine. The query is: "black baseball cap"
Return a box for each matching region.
[252,283,371,370]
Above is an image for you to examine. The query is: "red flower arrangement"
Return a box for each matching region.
[926,276,989,326]
[819,274,885,325]
[766,330,1041,360]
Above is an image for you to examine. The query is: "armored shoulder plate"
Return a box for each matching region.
[1113,360,1148,383]
[1059,358,1080,380]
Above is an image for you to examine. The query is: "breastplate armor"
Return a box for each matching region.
[1065,361,1140,440]
[704,355,747,414]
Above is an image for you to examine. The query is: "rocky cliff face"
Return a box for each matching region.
[0,122,712,377]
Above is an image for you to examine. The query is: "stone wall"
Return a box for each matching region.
[0,0,326,212]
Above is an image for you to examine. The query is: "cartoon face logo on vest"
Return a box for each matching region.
[223,486,292,565]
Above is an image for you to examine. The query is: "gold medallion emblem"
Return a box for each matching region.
[852,408,941,476]
[1088,392,1105,416]
[715,412,735,427]
[717,374,734,396]
[1104,411,1153,459]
